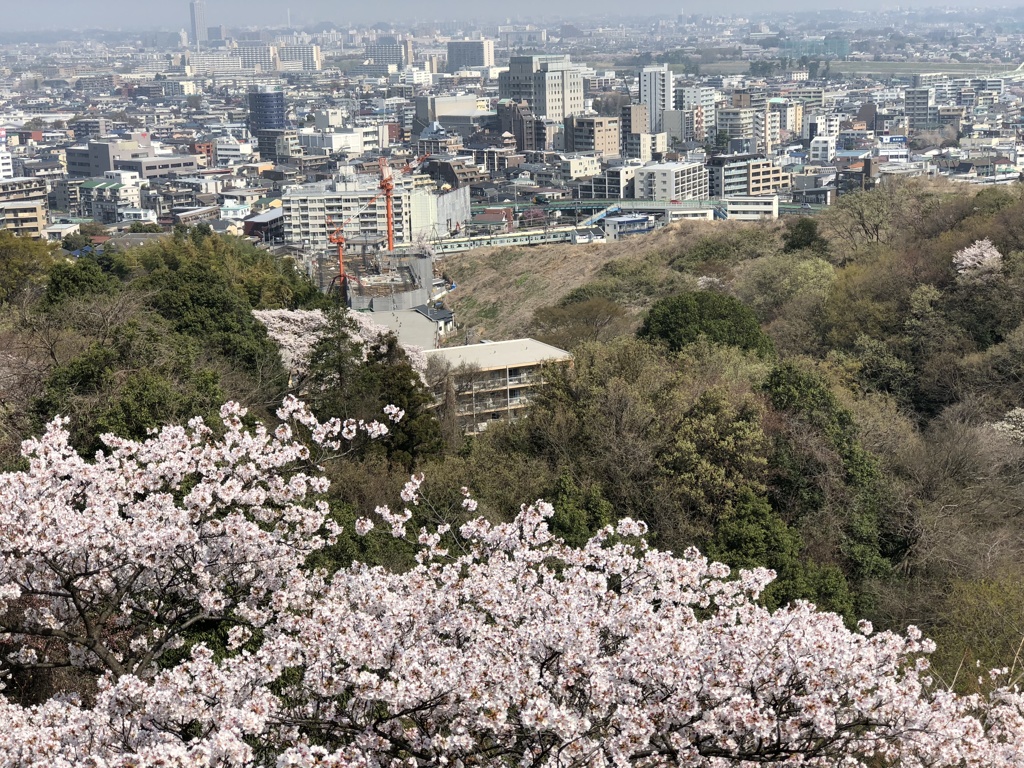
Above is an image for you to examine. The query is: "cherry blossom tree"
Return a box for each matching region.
[953,238,1003,280]
[2,403,1024,767]
[0,396,401,681]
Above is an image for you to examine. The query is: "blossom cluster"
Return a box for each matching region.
[2,403,1024,767]
[254,308,430,381]
[953,238,1003,280]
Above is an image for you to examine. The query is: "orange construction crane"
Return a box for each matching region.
[326,195,381,292]
[327,154,433,293]
[376,154,431,252]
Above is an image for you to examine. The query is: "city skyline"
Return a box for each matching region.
[6,0,1024,31]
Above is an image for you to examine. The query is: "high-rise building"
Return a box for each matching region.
[278,44,322,71]
[498,55,585,121]
[237,42,278,72]
[904,87,937,133]
[365,41,407,68]
[638,64,673,133]
[446,40,495,72]
[189,0,208,48]
[248,86,286,132]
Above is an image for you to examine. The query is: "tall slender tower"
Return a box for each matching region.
[189,1,208,49]
[639,64,673,133]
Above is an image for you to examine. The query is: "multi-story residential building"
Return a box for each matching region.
[0,201,46,238]
[424,339,572,434]
[802,112,842,140]
[286,169,470,250]
[0,176,48,206]
[278,44,322,71]
[446,39,495,72]
[633,161,709,201]
[563,115,620,159]
[809,135,837,164]
[188,52,243,74]
[498,55,585,120]
[50,178,84,214]
[557,154,602,181]
[283,176,412,248]
[639,64,673,133]
[716,107,757,142]
[731,88,768,112]
[623,131,668,162]
[214,136,255,166]
[756,110,781,154]
[248,86,289,160]
[662,107,707,144]
[576,162,641,199]
[236,43,278,72]
[0,148,12,180]
[769,99,803,134]
[619,103,651,156]
[79,171,146,224]
[71,118,113,141]
[364,42,407,68]
[707,154,791,198]
[417,123,464,155]
[0,176,48,238]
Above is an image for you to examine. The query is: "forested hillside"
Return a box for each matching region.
[2,179,1024,715]
[437,178,1024,688]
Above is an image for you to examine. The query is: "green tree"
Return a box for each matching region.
[530,297,629,350]
[782,216,829,254]
[638,291,774,357]
[305,310,442,470]
[0,231,54,304]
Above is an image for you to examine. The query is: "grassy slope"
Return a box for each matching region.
[440,219,775,342]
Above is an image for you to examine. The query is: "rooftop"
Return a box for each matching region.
[425,338,571,372]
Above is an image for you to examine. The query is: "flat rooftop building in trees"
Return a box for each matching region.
[425,339,572,434]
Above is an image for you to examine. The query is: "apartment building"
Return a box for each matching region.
[278,44,322,71]
[809,135,838,164]
[716,107,757,141]
[563,115,621,159]
[0,201,46,238]
[446,39,495,72]
[707,154,791,198]
[425,339,572,434]
[633,161,709,202]
[639,64,673,133]
[623,131,668,162]
[576,162,640,199]
[282,174,470,248]
[676,85,718,132]
[79,171,145,224]
[498,55,585,120]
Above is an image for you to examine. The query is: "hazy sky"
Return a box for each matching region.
[3,0,1018,30]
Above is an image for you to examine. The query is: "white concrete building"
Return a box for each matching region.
[809,135,838,164]
[639,64,673,133]
[633,161,709,202]
[726,195,778,220]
